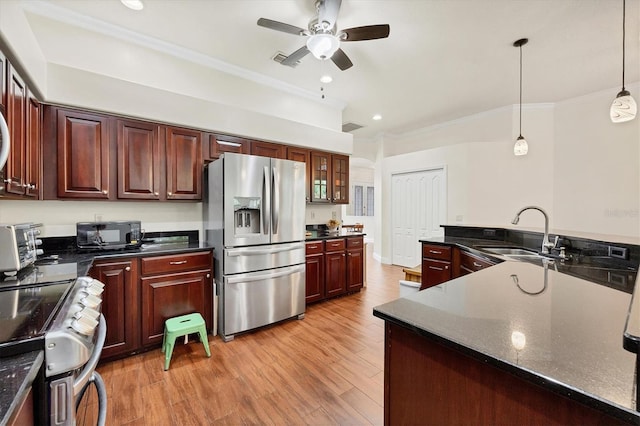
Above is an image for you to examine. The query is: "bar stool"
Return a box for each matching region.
[162,313,211,371]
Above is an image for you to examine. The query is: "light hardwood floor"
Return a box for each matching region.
[78,248,404,425]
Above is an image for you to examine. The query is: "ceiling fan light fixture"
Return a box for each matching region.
[306,34,340,60]
[120,0,144,11]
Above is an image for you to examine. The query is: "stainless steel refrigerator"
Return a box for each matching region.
[204,153,306,341]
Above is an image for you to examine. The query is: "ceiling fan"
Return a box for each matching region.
[257,0,390,71]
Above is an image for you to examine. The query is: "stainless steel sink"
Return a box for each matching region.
[477,246,540,257]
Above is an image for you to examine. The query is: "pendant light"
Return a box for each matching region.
[610,0,637,123]
[513,38,529,156]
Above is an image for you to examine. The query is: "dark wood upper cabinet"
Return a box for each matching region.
[250,140,285,159]
[310,151,331,203]
[0,51,6,114]
[165,126,202,200]
[25,95,40,198]
[54,108,111,199]
[332,154,349,204]
[286,147,311,202]
[117,119,162,200]
[204,133,250,161]
[5,63,27,196]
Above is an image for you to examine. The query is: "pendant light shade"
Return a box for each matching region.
[610,0,637,123]
[513,38,529,156]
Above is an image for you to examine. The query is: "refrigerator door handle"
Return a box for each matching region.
[262,166,270,235]
[226,264,305,284]
[226,243,304,257]
[272,166,279,235]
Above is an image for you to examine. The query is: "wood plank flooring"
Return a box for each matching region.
[77,248,404,425]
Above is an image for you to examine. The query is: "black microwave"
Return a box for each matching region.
[76,221,143,250]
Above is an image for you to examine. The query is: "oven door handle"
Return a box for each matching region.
[73,314,106,396]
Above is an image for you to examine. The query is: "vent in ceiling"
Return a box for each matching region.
[342,122,364,133]
[272,52,299,67]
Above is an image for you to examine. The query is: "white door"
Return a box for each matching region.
[392,168,445,267]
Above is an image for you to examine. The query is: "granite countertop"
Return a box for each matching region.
[0,351,43,425]
[374,240,640,424]
[305,231,366,241]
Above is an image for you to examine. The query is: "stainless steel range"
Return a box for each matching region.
[0,263,107,425]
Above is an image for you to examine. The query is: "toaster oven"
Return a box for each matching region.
[0,223,42,273]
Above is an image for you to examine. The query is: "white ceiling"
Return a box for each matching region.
[15,0,640,139]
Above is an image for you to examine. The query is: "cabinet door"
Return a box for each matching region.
[56,109,111,199]
[165,127,202,200]
[204,133,250,161]
[325,251,346,297]
[5,64,27,196]
[0,51,6,113]
[347,248,364,292]
[332,154,349,204]
[310,151,332,203]
[25,95,40,198]
[305,253,324,304]
[90,259,139,360]
[251,140,285,159]
[141,270,212,346]
[117,119,162,200]
[287,147,310,202]
[421,258,451,290]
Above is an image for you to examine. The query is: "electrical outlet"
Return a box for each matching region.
[311,211,315,219]
[94,214,103,222]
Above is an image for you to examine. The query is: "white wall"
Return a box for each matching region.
[0,199,203,239]
[372,84,639,264]
[342,165,375,243]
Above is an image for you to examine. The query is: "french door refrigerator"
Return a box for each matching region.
[204,153,306,341]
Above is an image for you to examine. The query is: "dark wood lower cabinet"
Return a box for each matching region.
[325,250,347,298]
[141,270,211,346]
[305,241,325,304]
[384,322,628,425]
[90,258,139,360]
[90,250,213,361]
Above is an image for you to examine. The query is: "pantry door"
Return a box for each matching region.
[391,168,446,267]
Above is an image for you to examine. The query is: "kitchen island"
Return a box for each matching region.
[374,244,639,425]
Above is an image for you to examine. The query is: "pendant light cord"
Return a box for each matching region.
[622,0,626,90]
[519,42,523,137]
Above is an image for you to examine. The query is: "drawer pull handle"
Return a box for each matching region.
[169,260,187,265]
[473,262,483,268]
[308,245,317,249]
[429,250,442,254]
[428,266,444,271]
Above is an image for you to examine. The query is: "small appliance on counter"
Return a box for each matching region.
[0,223,43,274]
[76,220,143,250]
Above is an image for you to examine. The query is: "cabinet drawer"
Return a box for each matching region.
[140,251,212,276]
[306,241,324,255]
[460,251,495,272]
[325,238,346,252]
[422,244,452,261]
[346,237,364,249]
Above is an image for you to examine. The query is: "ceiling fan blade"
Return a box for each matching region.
[281,46,311,67]
[331,48,353,71]
[257,18,307,36]
[317,0,342,30]
[340,24,390,41]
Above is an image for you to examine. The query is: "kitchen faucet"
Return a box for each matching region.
[511,206,555,254]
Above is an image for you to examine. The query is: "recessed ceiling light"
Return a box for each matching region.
[121,0,144,11]
[372,114,382,121]
[320,75,333,84]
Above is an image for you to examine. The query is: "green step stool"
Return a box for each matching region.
[162,313,211,371]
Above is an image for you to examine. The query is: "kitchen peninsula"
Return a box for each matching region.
[373,226,639,425]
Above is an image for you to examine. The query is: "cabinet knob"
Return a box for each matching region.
[102,190,108,195]
[167,192,173,196]
[125,266,131,272]
[206,273,211,278]
[3,179,11,184]
[154,192,159,196]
